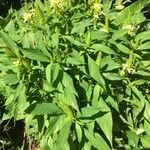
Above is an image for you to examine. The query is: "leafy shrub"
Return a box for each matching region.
[0,0,150,149]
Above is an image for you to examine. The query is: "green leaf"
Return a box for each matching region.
[80,80,93,102]
[44,116,61,137]
[22,34,30,48]
[135,31,150,42]
[0,38,7,47]
[103,0,113,13]
[92,85,101,106]
[82,142,92,150]
[66,56,84,65]
[64,87,79,111]
[113,0,150,25]
[75,122,82,142]
[88,55,106,89]
[116,43,130,54]
[80,106,100,117]
[112,29,127,40]
[64,36,83,46]
[141,61,150,68]
[137,42,150,50]
[131,79,147,86]
[27,32,35,48]
[100,56,121,71]
[46,62,53,84]
[144,120,150,135]
[131,95,145,120]
[103,73,121,81]
[0,31,19,56]
[35,0,44,9]
[91,31,109,40]
[27,103,63,116]
[144,101,150,121]
[71,19,91,34]
[136,70,150,76]
[43,82,56,92]
[21,48,50,62]
[132,11,146,25]
[126,130,139,148]
[18,85,29,114]
[51,32,59,48]
[141,135,150,148]
[66,50,84,65]
[56,121,71,150]
[51,63,60,83]
[2,73,19,85]
[91,44,116,55]
[84,129,110,150]
[46,63,60,85]
[79,106,108,118]
[35,1,45,25]
[0,14,11,28]
[62,72,77,95]
[131,86,147,101]
[35,31,51,57]
[5,94,14,106]
[96,112,112,146]
[105,96,119,112]
[92,96,112,145]
[45,115,67,137]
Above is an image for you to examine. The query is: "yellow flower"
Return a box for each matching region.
[115,4,124,10]
[122,24,134,30]
[23,9,35,23]
[50,0,65,8]
[99,27,109,32]
[122,24,135,35]
[93,3,103,13]
[91,3,103,20]
[127,68,135,74]
[23,13,32,23]
[92,3,103,14]
[122,63,135,74]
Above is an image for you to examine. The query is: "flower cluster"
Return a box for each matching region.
[91,3,103,19]
[122,63,136,74]
[122,24,135,35]
[50,0,65,9]
[23,9,35,23]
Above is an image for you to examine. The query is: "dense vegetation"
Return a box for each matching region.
[0,0,150,149]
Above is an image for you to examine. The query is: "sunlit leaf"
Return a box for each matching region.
[141,135,150,148]
[56,121,71,150]
[75,122,82,142]
[91,44,116,55]
[26,103,63,116]
[88,55,106,89]
[84,129,110,150]
[21,48,50,62]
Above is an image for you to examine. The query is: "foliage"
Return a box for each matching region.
[0,0,150,149]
